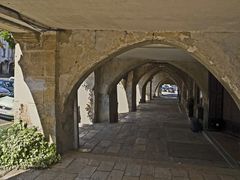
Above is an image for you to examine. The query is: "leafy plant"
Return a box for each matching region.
[0,30,16,49]
[0,121,60,170]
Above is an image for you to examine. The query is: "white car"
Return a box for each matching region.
[0,96,14,120]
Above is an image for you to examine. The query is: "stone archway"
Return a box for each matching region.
[60,31,240,113]
[57,30,240,153]
[153,76,178,97]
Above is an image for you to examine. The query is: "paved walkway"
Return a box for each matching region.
[3,97,240,180]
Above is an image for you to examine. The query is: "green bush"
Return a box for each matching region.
[0,121,60,170]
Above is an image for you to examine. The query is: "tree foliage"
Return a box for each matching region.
[0,30,16,49]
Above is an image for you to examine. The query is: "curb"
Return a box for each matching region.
[202,131,239,168]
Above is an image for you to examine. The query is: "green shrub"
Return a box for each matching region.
[0,121,60,170]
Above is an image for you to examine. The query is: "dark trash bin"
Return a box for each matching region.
[190,118,202,132]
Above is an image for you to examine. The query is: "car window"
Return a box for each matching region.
[4,81,13,88]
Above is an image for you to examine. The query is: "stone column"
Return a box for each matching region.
[180,82,185,106]
[94,91,110,123]
[145,81,152,101]
[202,97,209,129]
[150,80,153,100]
[157,85,161,97]
[125,71,137,112]
[73,93,79,149]
[139,84,146,103]
[14,32,57,143]
[109,85,118,123]
[94,69,110,123]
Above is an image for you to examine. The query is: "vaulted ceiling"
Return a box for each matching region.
[1,0,240,32]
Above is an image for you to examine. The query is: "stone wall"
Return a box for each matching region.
[13,30,240,153]
[56,31,240,112]
[14,32,57,143]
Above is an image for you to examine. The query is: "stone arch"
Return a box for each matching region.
[169,61,208,100]
[137,66,188,103]
[153,75,178,97]
[62,31,240,113]
[95,58,149,95]
[58,31,240,152]
[153,71,183,92]
[94,60,156,123]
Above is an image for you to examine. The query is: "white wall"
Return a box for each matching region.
[78,72,94,125]
[117,82,129,113]
[136,84,141,106]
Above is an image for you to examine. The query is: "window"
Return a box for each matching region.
[2,45,6,58]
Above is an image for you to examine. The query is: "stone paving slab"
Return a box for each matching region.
[2,97,240,180]
[97,161,115,171]
[108,170,124,180]
[3,154,240,180]
[167,142,224,161]
[6,170,41,180]
[79,98,228,168]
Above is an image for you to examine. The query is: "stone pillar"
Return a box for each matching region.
[94,83,118,123]
[94,69,111,123]
[202,78,209,129]
[139,84,146,103]
[94,91,110,123]
[157,86,161,97]
[145,81,151,101]
[73,93,79,149]
[109,85,118,123]
[125,71,137,112]
[14,32,57,143]
[144,80,153,100]
[150,80,153,100]
[203,99,209,129]
[152,81,158,98]
[136,84,141,106]
[180,82,185,106]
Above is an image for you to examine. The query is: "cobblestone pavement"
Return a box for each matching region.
[3,97,240,180]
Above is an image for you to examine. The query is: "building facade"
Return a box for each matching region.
[0,37,14,77]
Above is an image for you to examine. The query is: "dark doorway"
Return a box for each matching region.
[208,72,224,130]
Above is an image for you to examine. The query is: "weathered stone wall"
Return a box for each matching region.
[14,32,57,143]
[56,31,240,112]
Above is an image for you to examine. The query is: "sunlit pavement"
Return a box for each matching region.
[0,119,9,124]
[4,97,240,180]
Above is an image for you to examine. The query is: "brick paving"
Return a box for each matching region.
[2,97,240,180]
